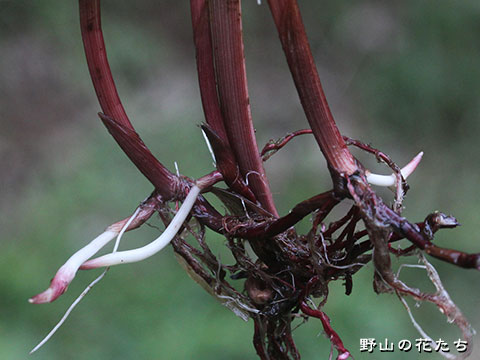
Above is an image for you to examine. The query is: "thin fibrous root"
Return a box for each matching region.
[395,254,474,359]
[201,128,217,167]
[30,269,109,354]
[80,185,201,269]
[397,295,456,360]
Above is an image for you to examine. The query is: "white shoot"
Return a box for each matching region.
[30,209,139,354]
[81,185,201,269]
[28,230,118,304]
[366,152,423,187]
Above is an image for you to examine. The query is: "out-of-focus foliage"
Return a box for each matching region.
[1,1,479,359]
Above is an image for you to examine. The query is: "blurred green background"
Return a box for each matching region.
[1,1,480,359]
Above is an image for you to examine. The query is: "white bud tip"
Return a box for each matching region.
[29,283,67,304]
[367,151,424,187]
[400,151,423,179]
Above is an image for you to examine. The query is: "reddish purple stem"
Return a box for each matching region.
[208,0,278,216]
[267,0,357,177]
[189,0,228,141]
[79,0,176,198]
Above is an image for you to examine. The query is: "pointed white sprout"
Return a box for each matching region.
[30,209,139,354]
[29,207,143,304]
[366,152,423,187]
[28,230,118,304]
[81,185,201,269]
